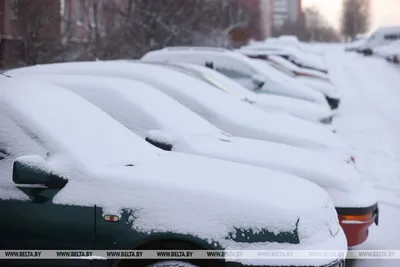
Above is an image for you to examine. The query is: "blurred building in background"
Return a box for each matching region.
[272,0,303,29]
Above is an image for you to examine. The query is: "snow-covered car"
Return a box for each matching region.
[357,26,400,56]
[140,47,330,108]
[248,58,340,110]
[0,76,347,267]
[5,62,354,163]
[240,51,330,81]
[138,61,334,125]
[240,43,328,74]
[13,72,379,247]
[373,40,400,63]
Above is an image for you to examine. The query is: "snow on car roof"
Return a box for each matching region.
[0,77,161,171]
[8,73,222,139]
[172,63,254,99]
[242,44,327,71]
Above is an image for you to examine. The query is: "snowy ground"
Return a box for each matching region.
[321,45,400,267]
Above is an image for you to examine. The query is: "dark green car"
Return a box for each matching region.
[0,76,346,267]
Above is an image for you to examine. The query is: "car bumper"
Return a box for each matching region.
[226,258,345,267]
[337,203,379,247]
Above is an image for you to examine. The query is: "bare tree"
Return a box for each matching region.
[6,0,69,67]
[341,0,370,41]
[304,7,340,42]
[272,7,339,43]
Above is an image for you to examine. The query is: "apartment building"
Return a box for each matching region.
[272,0,302,29]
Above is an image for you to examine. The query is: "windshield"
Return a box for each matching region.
[0,78,160,169]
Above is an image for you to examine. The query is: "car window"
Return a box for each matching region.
[384,34,398,41]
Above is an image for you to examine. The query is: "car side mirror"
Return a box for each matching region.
[145,130,175,151]
[13,155,67,188]
[252,74,265,89]
[205,61,215,69]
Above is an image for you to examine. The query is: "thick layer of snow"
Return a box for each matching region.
[296,76,341,99]
[12,73,376,208]
[247,59,329,106]
[345,39,367,51]
[373,40,400,57]
[140,49,327,105]
[251,94,333,124]
[242,43,328,73]
[251,58,340,99]
[0,76,346,265]
[6,61,353,159]
[164,62,333,123]
[321,44,400,267]
[267,55,330,81]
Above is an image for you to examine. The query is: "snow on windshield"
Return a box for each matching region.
[0,78,161,171]
[0,112,47,200]
[11,74,221,139]
[180,63,255,100]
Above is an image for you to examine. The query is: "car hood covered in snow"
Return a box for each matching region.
[296,76,341,99]
[252,93,333,123]
[5,62,350,157]
[183,136,377,208]
[0,77,346,265]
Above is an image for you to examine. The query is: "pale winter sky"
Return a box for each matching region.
[302,0,400,35]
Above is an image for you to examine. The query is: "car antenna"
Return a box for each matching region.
[0,73,11,78]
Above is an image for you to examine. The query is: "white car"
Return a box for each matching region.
[0,76,347,267]
[139,46,329,106]
[357,26,400,55]
[5,61,355,162]
[140,61,334,124]
[241,43,328,74]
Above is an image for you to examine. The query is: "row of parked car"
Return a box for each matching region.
[345,26,400,64]
[0,37,378,267]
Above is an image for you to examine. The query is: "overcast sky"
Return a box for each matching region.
[302,0,400,35]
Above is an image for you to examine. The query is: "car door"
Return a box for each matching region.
[0,114,94,267]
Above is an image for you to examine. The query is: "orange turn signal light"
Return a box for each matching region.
[339,212,374,222]
[104,214,120,223]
